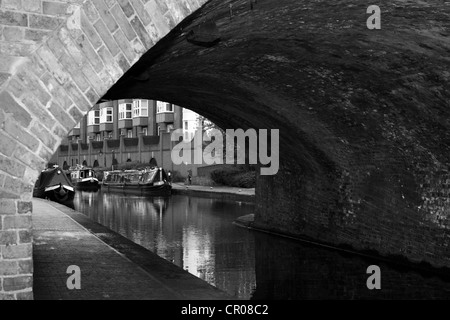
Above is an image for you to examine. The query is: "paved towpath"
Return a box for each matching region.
[33,198,232,300]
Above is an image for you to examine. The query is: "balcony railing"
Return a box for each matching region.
[143,135,160,145]
[124,138,138,147]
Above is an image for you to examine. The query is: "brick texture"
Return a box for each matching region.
[0,0,207,300]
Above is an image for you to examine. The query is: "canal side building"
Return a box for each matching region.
[50,99,204,177]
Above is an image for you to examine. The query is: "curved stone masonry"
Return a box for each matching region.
[0,0,208,300]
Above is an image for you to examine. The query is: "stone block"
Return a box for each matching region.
[0,199,16,215]
[75,33,104,73]
[49,101,76,130]
[3,215,31,230]
[3,275,32,291]
[130,0,152,26]
[91,0,118,32]
[3,243,32,259]
[80,9,103,49]
[17,201,32,214]
[0,90,32,127]
[43,1,69,16]
[18,259,33,274]
[3,26,24,41]
[93,18,120,56]
[0,155,26,178]
[4,119,40,152]
[2,0,22,11]
[31,121,58,150]
[29,14,64,30]
[18,230,32,244]
[130,15,153,49]
[0,10,27,27]
[110,4,136,41]
[112,28,137,63]
[22,0,41,13]
[117,0,134,18]
[0,231,17,246]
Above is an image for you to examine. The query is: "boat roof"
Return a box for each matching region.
[35,167,73,189]
[68,165,95,171]
[104,167,163,175]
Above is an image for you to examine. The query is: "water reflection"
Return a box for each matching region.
[73,190,450,300]
[252,232,450,300]
[74,190,256,299]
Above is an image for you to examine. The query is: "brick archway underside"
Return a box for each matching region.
[1,0,450,299]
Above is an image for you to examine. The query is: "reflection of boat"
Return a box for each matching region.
[102,167,172,197]
[69,166,100,191]
[33,167,75,203]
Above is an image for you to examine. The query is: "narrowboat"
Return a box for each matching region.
[33,166,75,203]
[102,167,172,197]
[69,167,100,191]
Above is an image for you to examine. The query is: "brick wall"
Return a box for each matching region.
[0,0,207,300]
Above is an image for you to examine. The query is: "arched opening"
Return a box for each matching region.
[93,160,99,168]
[82,160,87,167]
[1,0,448,301]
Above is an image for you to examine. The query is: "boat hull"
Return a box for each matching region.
[33,167,76,206]
[74,180,100,191]
[33,184,75,203]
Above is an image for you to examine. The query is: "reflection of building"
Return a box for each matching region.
[51,99,206,177]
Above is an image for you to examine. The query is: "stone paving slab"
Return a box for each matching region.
[32,199,232,300]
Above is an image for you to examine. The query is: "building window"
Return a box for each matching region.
[142,127,148,136]
[87,110,100,125]
[167,124,174,132]
[100,107,113,123]
[157,101,174,113]
[184,121,188,130]
[119,103,132,120]
[133,100,149,117]
[96,134,101,141]
[108,131,113,139]
[127,129,133,138]
[157,126,161,136]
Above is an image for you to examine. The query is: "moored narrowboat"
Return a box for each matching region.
[33,166,75,203]
[102,167,172,197]
[69,167,100,191]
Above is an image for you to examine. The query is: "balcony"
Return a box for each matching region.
[69,128,80,136]
[99,123,113,131]
[118,119,133,129]
[156,112,174,123]
[87,125,100,134]
[133,117,148,127]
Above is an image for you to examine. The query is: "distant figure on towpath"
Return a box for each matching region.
[187,169,192,185]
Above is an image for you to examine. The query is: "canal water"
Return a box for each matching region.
[73,190,450,299]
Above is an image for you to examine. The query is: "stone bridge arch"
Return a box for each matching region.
[0,0,207,299]
[1,0,450,300]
